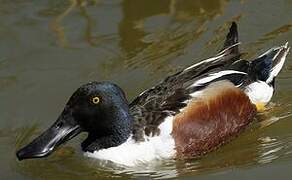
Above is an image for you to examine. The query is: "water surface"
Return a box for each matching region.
[1,0,292,179]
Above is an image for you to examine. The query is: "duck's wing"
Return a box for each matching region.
[183,22,241,74]
[221,22,239,54]
[130,22,248,141]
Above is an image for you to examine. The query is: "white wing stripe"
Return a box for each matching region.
[183,53,225,71]
[190,70,247,87]
[184,42,241,72]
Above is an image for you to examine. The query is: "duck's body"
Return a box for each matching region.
[85,116,175,166]
[85,81,254,166]
[17,22,290,167]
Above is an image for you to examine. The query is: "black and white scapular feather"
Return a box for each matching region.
[17,22,290,166]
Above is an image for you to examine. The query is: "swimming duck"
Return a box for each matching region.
[16,22,290,166]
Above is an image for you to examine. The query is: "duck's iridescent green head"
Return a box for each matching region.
[16,82,132,160]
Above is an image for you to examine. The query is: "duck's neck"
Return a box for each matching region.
[81,104,133,152]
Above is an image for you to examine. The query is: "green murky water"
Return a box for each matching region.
[1,0,292,179]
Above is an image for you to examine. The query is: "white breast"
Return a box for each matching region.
[84,81,274,166]
[84,116,175,166]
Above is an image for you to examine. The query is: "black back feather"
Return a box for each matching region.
[130,22,243,141]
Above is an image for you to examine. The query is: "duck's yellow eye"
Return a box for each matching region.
[92,96,100,104]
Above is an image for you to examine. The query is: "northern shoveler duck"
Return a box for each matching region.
[16,22,290,166]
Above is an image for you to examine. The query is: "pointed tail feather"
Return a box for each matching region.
[249,42,290,84]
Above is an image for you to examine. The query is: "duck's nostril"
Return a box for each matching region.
[56,122,64,129]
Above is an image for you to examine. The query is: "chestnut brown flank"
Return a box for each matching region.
[172,81,256,158]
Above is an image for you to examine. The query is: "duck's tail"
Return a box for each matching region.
[249,42,290,86]
[244,43,290,109]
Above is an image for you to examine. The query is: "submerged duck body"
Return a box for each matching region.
[16,22,290,166]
